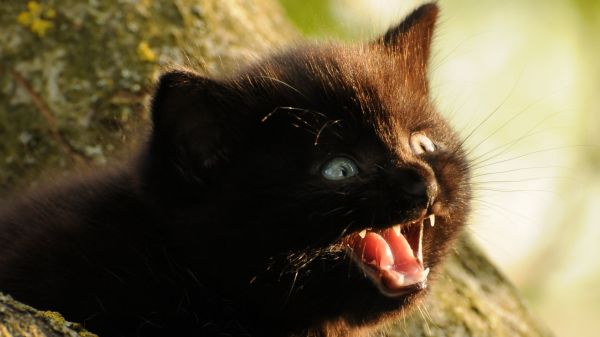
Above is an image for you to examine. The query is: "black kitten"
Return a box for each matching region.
[0,4,470,337]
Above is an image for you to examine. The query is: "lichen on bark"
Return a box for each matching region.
[0,0,295,195]
[0,293,96,337]
[392,235,554,337]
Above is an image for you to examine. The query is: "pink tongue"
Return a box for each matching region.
[352,229,423,276]
[359,233,394,270]
[381,228,422,275]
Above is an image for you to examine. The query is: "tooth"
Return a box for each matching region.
[358,229,367,239]
[422,267,430,281]
[392,225,401,236]
[429,214,435,227]
[393,272,405,286]
[417,220,424,264]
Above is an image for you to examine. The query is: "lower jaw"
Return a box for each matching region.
[347,250,428,298]
[378,278,427,298]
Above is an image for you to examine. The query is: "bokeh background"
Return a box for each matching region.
[277,0,599,336]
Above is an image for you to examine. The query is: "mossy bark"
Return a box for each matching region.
[393,235,553,337]
[0,1,552,337]
[0,293,97,337]
[0,0,296,195]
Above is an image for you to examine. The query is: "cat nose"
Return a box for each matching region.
[400,172,426,197]
[397,168,438,204]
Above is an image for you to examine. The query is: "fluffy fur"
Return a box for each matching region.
[0,4,470,337]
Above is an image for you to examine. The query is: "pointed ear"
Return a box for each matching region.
[150,69,241,175]
[373,3,439,91]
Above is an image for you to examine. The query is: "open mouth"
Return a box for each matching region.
[344,214,435,297]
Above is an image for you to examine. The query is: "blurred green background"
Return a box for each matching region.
[277,0,599,336]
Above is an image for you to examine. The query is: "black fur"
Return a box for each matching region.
[0,4,470,337]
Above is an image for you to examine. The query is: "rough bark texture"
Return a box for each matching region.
[0,293,96,337]
[393,235,553,337]
[0,0,295,195]
[0,1,553,337]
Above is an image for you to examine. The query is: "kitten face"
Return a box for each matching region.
[147,3,470,335]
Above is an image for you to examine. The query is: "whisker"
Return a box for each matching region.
[471,187,558,196]
[468,114,558,166]
[465,95,552,158]
[471,145,588,171]
[257,75,308,99]
[471,165,565,178]
[314,119,343,146]
[470,199,539,224]
[456,77,521,151]
[285,270,299,305]
[415,303,431,335]
[471,175,579,185]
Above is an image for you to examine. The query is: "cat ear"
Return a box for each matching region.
[373,3,439,91]
[150,69,241,174]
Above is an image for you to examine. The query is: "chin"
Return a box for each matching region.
[259,223,436,336]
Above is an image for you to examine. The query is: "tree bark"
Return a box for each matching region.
[394,235,553,337]
[0,293,97,337]
[0,1,553,337]
[0,0,296,195]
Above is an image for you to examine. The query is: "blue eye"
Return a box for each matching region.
[321,157,359,181]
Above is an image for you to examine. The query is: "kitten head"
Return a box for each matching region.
[146,3,470,335]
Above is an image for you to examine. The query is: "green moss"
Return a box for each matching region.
[0,0,294,195]
[386,236,554,337]
[38,311,65,328]
[78,332,98,337]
